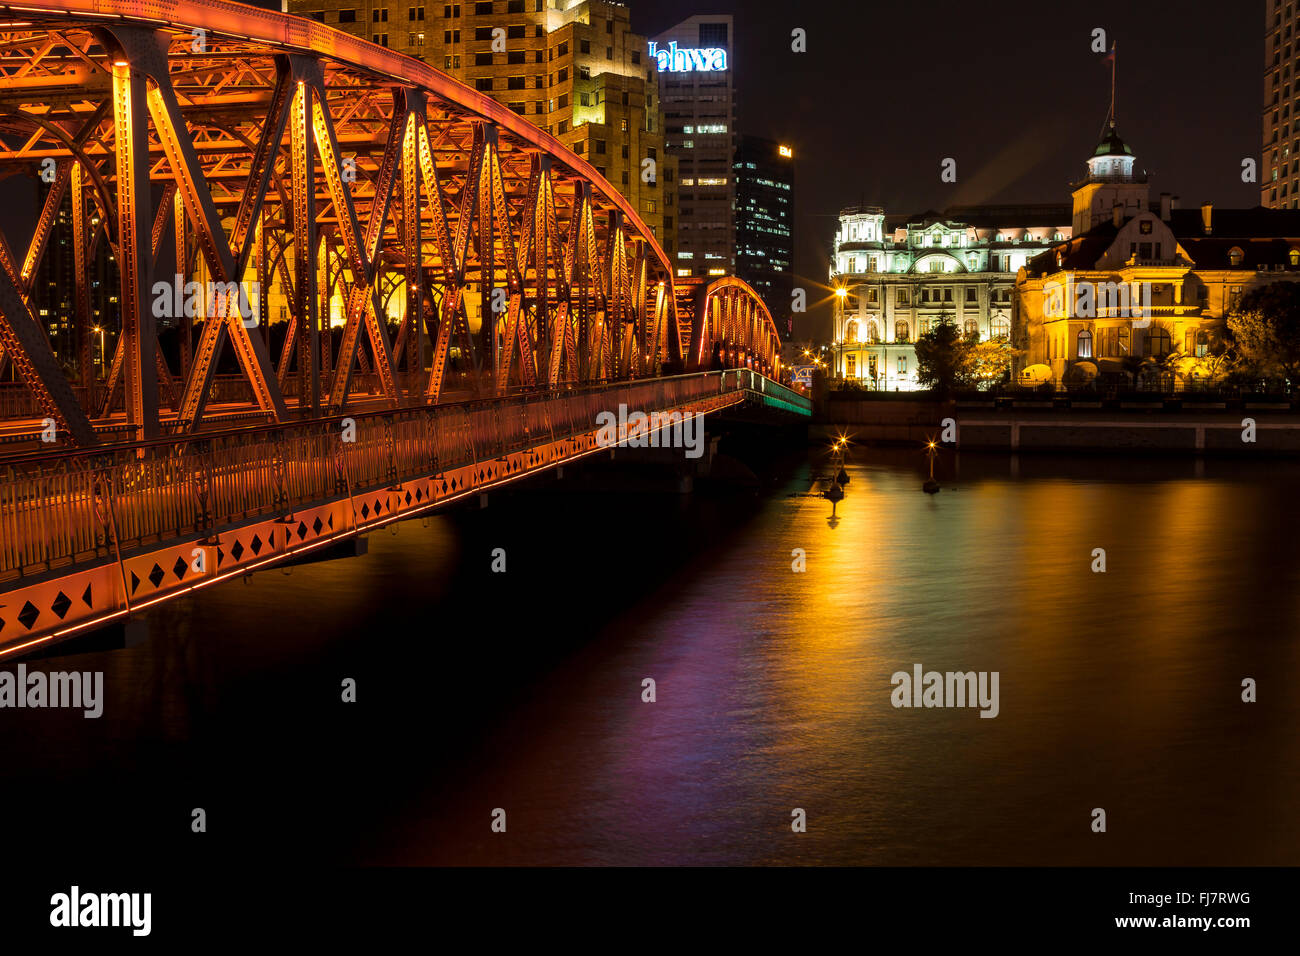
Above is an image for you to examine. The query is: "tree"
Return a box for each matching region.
[970,339,1021,388]
[1227,281,1300,389]
[913,315,975,394]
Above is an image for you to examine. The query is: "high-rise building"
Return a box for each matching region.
[30,177,117,378]
[1263,0,1300,209]
[286,0,676,256]
[733,135,793,338]
[654,14,734,282]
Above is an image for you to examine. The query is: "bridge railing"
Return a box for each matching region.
[739,371,814,416]
[0,371,765,580]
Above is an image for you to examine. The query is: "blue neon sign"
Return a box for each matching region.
[648,41,728,73]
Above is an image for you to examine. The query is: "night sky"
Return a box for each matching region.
[626,0,1262,339]
[25,0,1264,342]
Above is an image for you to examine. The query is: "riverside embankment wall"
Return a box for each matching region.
[816,395,1300,454]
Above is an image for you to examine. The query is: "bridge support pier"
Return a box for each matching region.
[275,536,369,569]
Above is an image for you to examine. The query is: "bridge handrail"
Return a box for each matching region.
[0,371,794,579]
[0,371,734,468]
[738,371,813,414]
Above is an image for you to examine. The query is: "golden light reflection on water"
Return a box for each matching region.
[565,453,1300,866]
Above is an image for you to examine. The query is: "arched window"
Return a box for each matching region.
[1147,327,1171,357]
[865,320,880,344]
[1195,329,1210,357]
[1290,248,1300,266]
[989,316,1010,340]
[844,320,859,344]
[1118,326,1131,354]
[1229,246,1245,267]
[894,319,910,343]
[1077,329,1093,359]
[964,318,979,339]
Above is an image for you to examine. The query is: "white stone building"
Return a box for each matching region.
[830,204,1072,389]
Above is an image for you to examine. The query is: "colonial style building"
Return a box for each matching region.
[830,205,1071,389]
[1017,120,1300,388]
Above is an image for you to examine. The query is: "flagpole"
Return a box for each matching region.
[1110,41,1117,127]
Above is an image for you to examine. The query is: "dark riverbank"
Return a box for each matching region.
[820,393,1300,453]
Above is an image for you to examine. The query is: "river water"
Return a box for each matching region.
[3,445,1298,867]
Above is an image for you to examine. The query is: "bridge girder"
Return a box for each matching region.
[0,2,782,444]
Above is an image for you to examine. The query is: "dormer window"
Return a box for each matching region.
[1229,247,1245,267]
[1290,248,1300,266]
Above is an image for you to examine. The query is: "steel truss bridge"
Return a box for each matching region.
[0,1,809,658]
